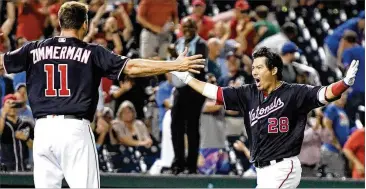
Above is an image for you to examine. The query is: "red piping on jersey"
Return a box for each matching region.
[278,160,293,188]
[331,80,349,97]
[216,87,224,105]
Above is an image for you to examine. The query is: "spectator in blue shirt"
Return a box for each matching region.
[155,73,174,132]
[12,37,28,93]
[320,92,350,178]
[341,30,365,127]
[324,11,365,78]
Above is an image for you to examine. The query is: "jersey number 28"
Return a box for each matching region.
[268,117,289,133]
[44,64,70,97]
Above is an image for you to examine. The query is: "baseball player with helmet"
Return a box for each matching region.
[0,2,205,188]
[172,47,359,188]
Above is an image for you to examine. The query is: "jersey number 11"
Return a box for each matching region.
[44,64,71,97]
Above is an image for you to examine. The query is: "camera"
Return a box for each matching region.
[11,102,24,108]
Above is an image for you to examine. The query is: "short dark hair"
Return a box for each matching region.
[343,30,358,43]
[255,5,269,19]
[58,1,88,30]
[281,22,298,39]
[252,47,283,80]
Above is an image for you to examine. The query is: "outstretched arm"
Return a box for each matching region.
[123,48,205,77]
[171,71,223,103]
[317,60,359,104]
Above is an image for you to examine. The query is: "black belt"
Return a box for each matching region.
[254,158,284,168]
[36,115,84,120]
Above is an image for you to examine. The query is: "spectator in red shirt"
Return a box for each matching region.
[0,0,15,53]
[229,0,255,56]
[343,128,365,179]
[137,0,178,58]
[178,0,215,40]
[16,0,48,41]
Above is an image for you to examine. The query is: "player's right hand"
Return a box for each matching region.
[344,60,359,86]
[175,47,205,74]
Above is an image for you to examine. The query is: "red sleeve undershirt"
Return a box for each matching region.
[331,80,349,97]
[216,87,223,105]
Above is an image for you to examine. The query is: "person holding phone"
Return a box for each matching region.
[0,94,34,172]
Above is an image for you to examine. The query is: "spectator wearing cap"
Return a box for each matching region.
[229,0,256,56]
[178,0,215,40]
[137,0,178,58]
[13,84,33,123]
[324,11,365,79]
[229,0,250,39]
[343,128,365,179]
[254,22,298,54]
[207,38,222,79]
[218,52,251,140]
[252,5,280,44]
[0,94,34,172]
[280,42,321,85]
[340,30,365,128]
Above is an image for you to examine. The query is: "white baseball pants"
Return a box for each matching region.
[33,116,100,188]
[256,156,302,189]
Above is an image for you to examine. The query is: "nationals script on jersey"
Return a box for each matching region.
[221,82,325,162]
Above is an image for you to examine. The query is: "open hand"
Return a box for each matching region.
[344,60,359,86]
[175,47,205,74]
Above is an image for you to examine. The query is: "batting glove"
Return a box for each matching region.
[343,60,359,86]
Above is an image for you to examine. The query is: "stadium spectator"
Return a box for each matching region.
[298,109,332,177]
[229,0,250,39]
[321,92,350,178]
[48,0,71,35]
[155,73,174,136]
[0,0,15,53]
[110,2,134,44]
[341,31,365,127]
[112,100,152,148]
[12,37,28,93]
[137,0,178,58]
[0,68,14,107]
[178,0,214,40]
[207,38,222,79]
[170,17,207,175]
[16,0,49,41]
[343,128,365,179]
[324,11,365,79]
[198,74,229,175]
[252,5,280,44]
[84,3,123,54]
[110,75,148,120]
[254,22,298,54]
[0,94,34,172]
[280,42,321,85]
[229,0,256,56]
[13,84,33,123]
[218,51,252,87]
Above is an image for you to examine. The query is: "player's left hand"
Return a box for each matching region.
[171,71,191,84]
[343,60,359,86]
[175,47,205,74]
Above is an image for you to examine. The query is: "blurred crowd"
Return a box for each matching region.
[0,0,364,179]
